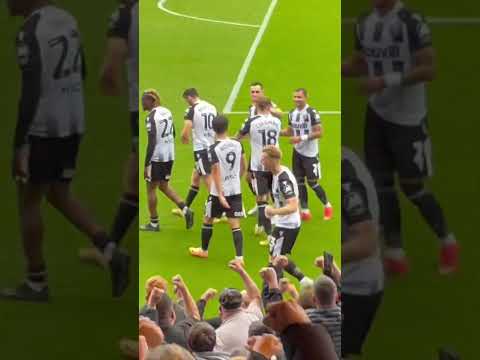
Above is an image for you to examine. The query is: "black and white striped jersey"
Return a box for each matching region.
[145,106,175,163]
[15,5,85,146]
[209,139,244,197]
[288,105,322,157]
[342,147,383,295]
[107,0,138,113]
[272,166,301,229]
[355,1,432,125]
[238,114,281,172]
[184,100,217,151]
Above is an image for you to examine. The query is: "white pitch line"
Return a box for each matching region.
[223,0,278,114]
[226,111,341,116]
[157,0,261,28]
[342,17,480,25]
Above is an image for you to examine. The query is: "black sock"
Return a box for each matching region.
[111,193,138,245]
[284,259,305,281]
[201,224,213,251]
[150,216,159,226]
[186,186,200,207]
[378,188,402,249]
[310,182,328,205]
[298,180,309,209]
[93,231,110,252]
[27,265,47,288]
[410,192,449,239]
[177,201,187,211]
[257,202,272,235]
[232,228,243,257]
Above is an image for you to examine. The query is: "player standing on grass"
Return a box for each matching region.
[140,89,194,232]
[237,97,281,244]
[245,82,282,217]
[261,146,312,287]
[79,0,138,268]
[171,88,217,217]
[189,115,246,263]
[342,0,458,274]
[281,88,333,221]
[1,0,129,301]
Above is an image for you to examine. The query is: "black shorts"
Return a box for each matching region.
[252,171,273,196]
[205,194,244,219]
[292,149,321,180]
[194,149,211,176]
[28,134,81,184]
[148,161,173,182]
[342,291,383,357]
[364,106,433,180]
[269,227,300,257]
[131,111,139,153]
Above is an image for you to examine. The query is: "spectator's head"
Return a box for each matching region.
[146,344,195,360]
[156,293,176,328]
[261,145,282,172]
[182,88,200,105]
[299,286,316,310]
[248,321,275,337]
[219,288,243,319]
[188,322,216,353]
[145,275,168,301]
[313,275,338,309]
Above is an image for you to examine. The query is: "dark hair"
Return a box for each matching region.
[295,88,308,97]
[212,115,229,134]
[188,322,217,352]
[219,288,242,310]
[156,293,174,326]
[183,88,199,98]
[248,321,275,337]
[250,81,264,89]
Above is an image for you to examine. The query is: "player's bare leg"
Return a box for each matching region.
[227,217,244,264]
[6,183,50,301]
[158,181,194,229]
[307,178,333,220]
[399,178,458,274]
[189,216,214,259]
[273,255,313,288]
[140,181,160,232]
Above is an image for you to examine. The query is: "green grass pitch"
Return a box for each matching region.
[342,1,479,358]
[139,0,341,318]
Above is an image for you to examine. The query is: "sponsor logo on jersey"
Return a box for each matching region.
[364,45,400,59]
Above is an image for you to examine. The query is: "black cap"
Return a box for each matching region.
[219,288,242,310]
